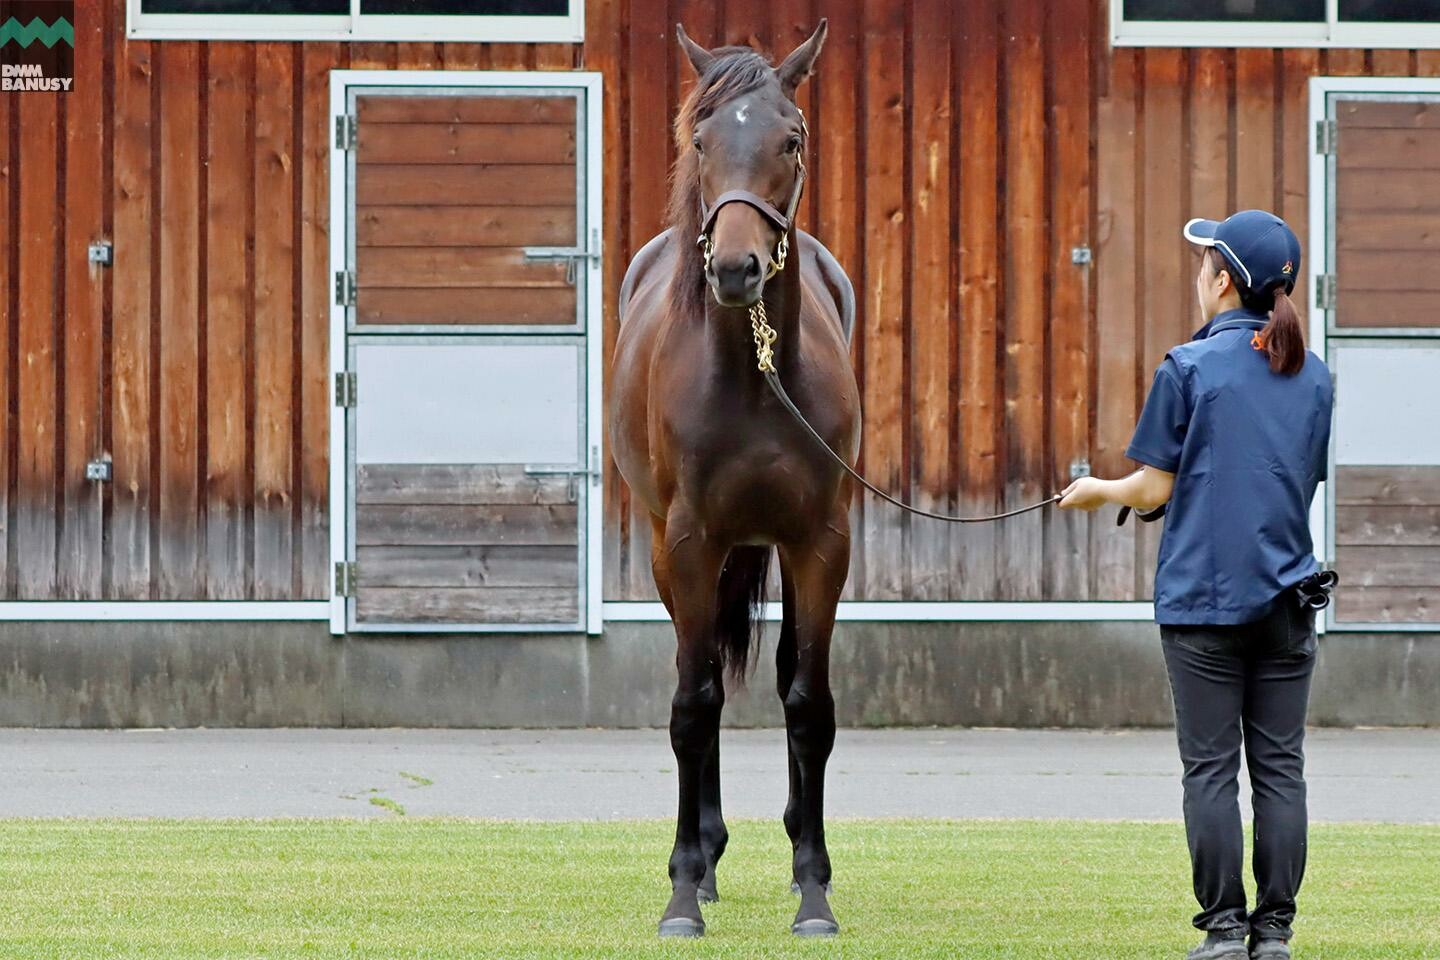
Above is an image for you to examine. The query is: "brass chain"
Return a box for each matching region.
[750,299,777,373]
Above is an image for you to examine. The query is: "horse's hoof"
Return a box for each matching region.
[791,918,840,938]
[697,886,719,904]
[658,917,705,938]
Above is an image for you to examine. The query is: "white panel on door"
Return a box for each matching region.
[355,342,581,466]
[1334,346,1440,465]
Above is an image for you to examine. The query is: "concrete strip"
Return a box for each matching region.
[0,728,1433,822]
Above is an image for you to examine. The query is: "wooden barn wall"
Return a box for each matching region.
[595,4,1440,602]
[3,0,1439,603]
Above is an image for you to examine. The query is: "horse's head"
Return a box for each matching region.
[676,20,827,308]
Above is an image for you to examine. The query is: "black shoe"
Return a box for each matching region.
[1250,940,1290,960]
[1186,933,1249,960]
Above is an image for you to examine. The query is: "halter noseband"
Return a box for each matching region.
[695,111,808,281]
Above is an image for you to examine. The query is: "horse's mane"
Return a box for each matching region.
[668,47,779,313]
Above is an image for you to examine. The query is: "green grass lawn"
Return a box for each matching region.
[2,819,1436,959]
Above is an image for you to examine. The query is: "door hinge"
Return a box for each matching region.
[334,270,356,307]
[1315,119,1337,156]
[334,114,357,150]
[334,370,357,408]
[1315,273,1337,311]
[334,561,357,597]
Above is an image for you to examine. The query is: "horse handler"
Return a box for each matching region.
[1057,210,1335,960]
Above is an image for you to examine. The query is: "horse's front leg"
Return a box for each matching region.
[778,514,849,937]
[697,736,726,904]
[657,515,727,938]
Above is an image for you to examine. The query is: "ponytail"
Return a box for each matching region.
[1259,287,1306,376]
[1207,248,1306,376]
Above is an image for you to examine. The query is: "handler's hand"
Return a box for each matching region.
[1058,476,1108,512]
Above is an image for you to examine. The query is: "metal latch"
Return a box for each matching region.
[523,464,591,503]
[524,228,601,284]
[334,561,357,597]
[334,270,356,307]
[1315,274,1337,311]
[334,114,357,151]
[88,242,113,266]
[1315,119,1337,156]
[334,371,357,408]
[85,458,113,482]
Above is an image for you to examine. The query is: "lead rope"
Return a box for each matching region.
[699,117,1057,523]
[743,230,1058,523]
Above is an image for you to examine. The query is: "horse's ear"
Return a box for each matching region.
[776,18,827,98]
[676,24,715,77]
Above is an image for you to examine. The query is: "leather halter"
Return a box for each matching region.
[699,170,806,240]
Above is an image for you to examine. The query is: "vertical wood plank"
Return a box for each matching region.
[1189,49,1230,226]
[59,0,106,598]
[300,43,342,599]
[813,9,865,599]
[1045,0,1092,600]
[1325,49,1367,76]
[204,43,251,599]
[394,42,441,70]
[254,42,296,598]
[1234,48,1277,213]
[622,0,668,602]
[724,0,770,51]
[1280,49,1321,321]
[1137,48,1186,598]
[907,0,953,598]
[999,0,1046,601]
[588,0,625,599]
[954,0,1000,600]
[1093,46,1139,600]
[1417,52,1440,77]
[441,44,485,70]
[15,94,61,598]
[157,43,202,598]
[534,44,574,70]
[110,33,153,598]
[486,42,532,71]
[1369,49,1411,76]
[0,92,10,593]
[860,0,907,599]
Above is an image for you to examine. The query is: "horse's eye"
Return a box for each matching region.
[785,135,802,154]
[692,136,703,153]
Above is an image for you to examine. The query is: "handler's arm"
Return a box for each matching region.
[1057,467,1174,513]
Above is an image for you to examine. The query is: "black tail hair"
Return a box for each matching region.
[715,545,771,686]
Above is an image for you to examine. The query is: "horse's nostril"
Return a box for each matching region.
[745,254,761,278]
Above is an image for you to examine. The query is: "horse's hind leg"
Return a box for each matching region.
[778,515,849,937]
[655,514,727,938]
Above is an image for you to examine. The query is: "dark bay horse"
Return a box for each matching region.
[608,19,859,939]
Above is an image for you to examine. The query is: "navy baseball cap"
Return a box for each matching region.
[1183,209,1302,296]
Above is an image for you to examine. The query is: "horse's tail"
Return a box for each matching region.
[715,545,771,686]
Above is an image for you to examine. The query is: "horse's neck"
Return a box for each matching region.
[701,232,802,387]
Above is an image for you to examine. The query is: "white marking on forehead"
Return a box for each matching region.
[735,104,750,124]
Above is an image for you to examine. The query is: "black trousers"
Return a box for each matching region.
[1160,597,1317,943]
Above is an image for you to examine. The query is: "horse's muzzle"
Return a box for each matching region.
[707,252,764,307]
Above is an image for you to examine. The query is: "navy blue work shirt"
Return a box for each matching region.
[1126,308,1334,625]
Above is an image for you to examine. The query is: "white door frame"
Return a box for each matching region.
[1309,76,1440,632]
[328,69,605,635]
